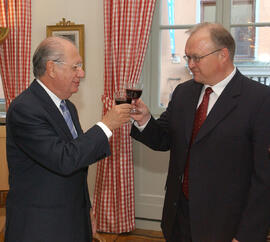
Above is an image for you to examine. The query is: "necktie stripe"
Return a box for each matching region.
[60,100,78,139]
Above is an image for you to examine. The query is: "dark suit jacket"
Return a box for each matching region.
[131,70,270,242]
[5,80,110,242]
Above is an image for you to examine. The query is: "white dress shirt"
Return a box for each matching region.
[198,67,236,115]
[135,67,236,131]
[36,79,112,139]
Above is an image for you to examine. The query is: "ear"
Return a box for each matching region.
[46,60,56,78]
[219,48,230,63]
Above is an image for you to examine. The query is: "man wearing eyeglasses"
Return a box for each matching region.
[5,36,132,242]
[130,22,270,242]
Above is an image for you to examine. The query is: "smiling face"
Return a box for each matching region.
[40,38,84,100]
[185,29,224,86]
[51,40,84,99]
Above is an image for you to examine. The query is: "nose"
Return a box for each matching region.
[188,59,196,69]
[77,67,85,78]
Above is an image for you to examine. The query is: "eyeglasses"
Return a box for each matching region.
[52,61,83,71]
[183,49,222,63]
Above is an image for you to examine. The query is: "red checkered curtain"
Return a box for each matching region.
[93,0,156,233]
[0,0,31,109]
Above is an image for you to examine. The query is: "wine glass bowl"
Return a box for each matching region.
[125,82,143,113]
[114,90,132,105]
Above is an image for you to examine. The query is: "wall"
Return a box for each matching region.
[32,0,104,199]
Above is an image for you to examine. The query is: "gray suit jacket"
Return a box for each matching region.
[131,70,270,242]
[5,80,110,242]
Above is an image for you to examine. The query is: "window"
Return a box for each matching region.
[144,0,270,114]
[231,0,256,60]
[202,0,256,60]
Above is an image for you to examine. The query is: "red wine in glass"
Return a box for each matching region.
[125,82,143,113]
[114,90,132,105]
[115,97,132,105]
[125,89,142,100]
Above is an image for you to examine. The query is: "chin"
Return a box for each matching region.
[72,87,79,93]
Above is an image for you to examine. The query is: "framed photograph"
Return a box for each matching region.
[46,19,85,70]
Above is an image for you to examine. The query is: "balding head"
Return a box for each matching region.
[32,36,75,78]
[187,22,235,61]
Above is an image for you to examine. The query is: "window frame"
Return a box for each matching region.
[144,0,270,115]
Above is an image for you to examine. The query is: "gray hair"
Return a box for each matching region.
[187,22,235,60]
[32,36,71,78]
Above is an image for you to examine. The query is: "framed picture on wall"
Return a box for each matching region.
[46,18,85,70]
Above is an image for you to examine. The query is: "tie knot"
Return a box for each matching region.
[205,87,213,96]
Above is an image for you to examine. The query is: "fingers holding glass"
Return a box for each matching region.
[125,82,143,113]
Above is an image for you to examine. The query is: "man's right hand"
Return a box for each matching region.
[130,99,151,126]
[101,104,132,131]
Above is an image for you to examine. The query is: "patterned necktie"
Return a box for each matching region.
[60,100,78,139]
[182,87,213,199]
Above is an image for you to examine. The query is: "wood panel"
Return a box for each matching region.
[0,207,5,242]
[0,191,7,208]
[0,126,8,191]
[0,126,7,242]
[94,229,165,242]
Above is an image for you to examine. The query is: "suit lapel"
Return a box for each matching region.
[185,81,203,143]
[29,80,74,139]
[194,70,242,144]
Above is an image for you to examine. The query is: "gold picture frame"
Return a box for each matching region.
[0,27,9,45]
[46,18,85,70]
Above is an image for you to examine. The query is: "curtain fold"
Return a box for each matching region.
[93,0,156,233]
[0,0,31,109]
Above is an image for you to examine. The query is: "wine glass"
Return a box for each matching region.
[125,81,143,113]
[114,90,132,105]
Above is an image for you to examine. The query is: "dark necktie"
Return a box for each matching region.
[182,87,213,199]
[60,100,78,139]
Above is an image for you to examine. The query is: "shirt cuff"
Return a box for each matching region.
[133,117,151,132]
[96,122,112,139]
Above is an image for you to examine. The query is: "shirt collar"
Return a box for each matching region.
[36,79,62,109]
[204,67,236,96]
